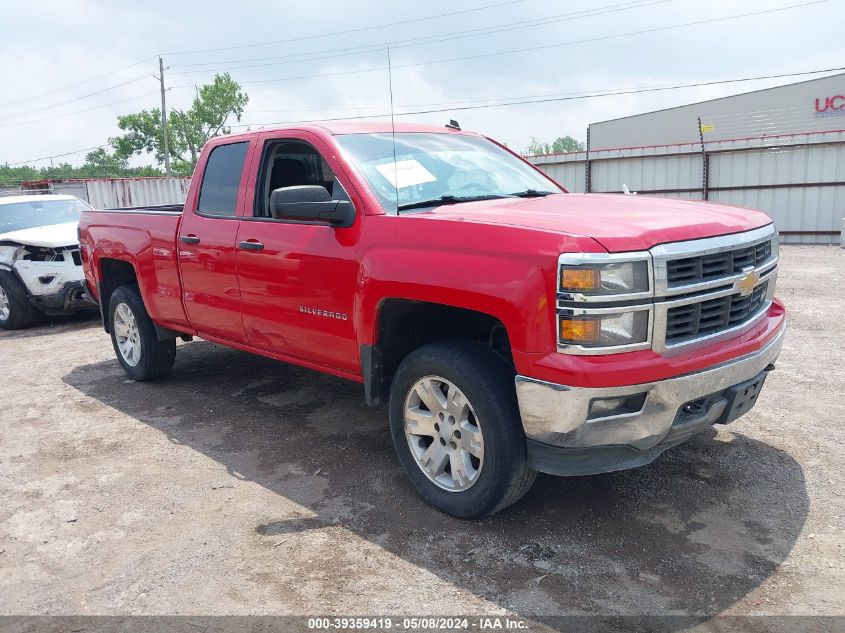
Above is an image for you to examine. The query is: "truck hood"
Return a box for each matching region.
[425,194,773,252]
[0,222,79,248]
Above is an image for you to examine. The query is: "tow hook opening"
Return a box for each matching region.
[587,392,647,421]
[38,275,56,285]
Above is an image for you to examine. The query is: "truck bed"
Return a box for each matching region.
[81,206,189,331]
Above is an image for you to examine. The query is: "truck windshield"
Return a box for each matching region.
[334,132,562,213]
[0,198,92,234]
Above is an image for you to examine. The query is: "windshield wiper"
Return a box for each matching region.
[396,194,507,212]
[509,189,556,198]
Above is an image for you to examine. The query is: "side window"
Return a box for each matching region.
[197,141,249,216]
[255,140,350,218]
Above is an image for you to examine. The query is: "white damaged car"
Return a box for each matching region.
[0,194,97,329]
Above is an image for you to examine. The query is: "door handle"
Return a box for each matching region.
[180,235,200,245]
[238,240,265,252]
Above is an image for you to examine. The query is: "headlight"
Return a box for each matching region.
[556,252,654,354]
[559,309,650,348]
[559,260,649,295]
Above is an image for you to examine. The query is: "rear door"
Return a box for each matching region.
[234,131,363,374]
[177,140,250,343]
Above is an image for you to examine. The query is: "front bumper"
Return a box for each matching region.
[13,257,95,315]
[27,280,97,314]
[515,324,785,476]
[15,257,85,297]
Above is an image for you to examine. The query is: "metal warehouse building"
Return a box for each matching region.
[530,72,845,243]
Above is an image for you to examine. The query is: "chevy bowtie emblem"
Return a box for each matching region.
[735,269,760,296]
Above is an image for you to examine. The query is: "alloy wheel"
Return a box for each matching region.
[113,302,142,367]
[403,375,484,492]
[0,285,9,321]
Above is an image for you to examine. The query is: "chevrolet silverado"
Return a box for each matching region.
[78,122,786,518]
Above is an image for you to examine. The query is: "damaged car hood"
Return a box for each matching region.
[0,222,79,248]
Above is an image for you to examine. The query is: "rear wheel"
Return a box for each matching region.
[389,340,536,518]
[108,285,176,381]
[0,271,34,330]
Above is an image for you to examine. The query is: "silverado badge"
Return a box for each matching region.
[299,306,348,321]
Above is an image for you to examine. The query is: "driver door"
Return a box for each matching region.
[234,131,363,375]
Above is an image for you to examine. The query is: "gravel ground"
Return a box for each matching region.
[0,245,842,622]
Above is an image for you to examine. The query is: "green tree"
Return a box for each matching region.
[551,135,585,153]
[111,109,166,165]
[112,73,248,176]
[0,164,40,186]
[524,135,585,156]
[0,150,164,187]
[79,151,163,177]
[525,137,551,156]
[79,148,130,177]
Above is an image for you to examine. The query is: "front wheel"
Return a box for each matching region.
[108,285,176,381]
[0,271,34,330]
[389,340,536,518]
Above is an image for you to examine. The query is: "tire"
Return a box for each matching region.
[389,340,536,519]
[0,270,34,330]
[108,284,176,381]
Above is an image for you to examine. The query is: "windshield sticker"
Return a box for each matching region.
[375,159,437,189]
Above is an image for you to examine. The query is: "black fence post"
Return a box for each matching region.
[698,117,709,200]
[585,125,592,194]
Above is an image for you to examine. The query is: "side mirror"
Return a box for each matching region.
[269,185,355,228]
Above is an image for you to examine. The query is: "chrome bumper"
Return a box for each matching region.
[515,325,785,452]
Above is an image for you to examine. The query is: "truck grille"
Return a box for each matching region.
[665,282,769,343]
[555,225,777,355]
[69,248,82,266]
[666,240,772,286]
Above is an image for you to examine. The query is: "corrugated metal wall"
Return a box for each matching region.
[23,178,191,209]
[529,130,845,244]
[84,178,190,209]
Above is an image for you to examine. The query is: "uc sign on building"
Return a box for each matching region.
[815,94,845,115]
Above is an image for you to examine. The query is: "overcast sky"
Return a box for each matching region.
[1,0,843,167]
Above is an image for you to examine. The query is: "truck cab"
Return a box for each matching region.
[78,122,785,518]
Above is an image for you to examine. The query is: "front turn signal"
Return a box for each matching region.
[560,318,601,343]
[560,268,601,291]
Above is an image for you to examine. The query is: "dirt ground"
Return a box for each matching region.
[0,245,843,622]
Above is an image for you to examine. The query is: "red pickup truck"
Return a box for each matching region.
[78,122,785,518]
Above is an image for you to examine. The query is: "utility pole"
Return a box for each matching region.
[158,57,171,177]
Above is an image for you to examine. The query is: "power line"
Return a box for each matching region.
[0,1,533,122]
[164,0,529,56]
[0,55,158,109]
[0,91,162,128]
[236,82,697,117]
[6,144,112,167]
[225,67,845,128]
[173,0,829,89]
[0,73,154,123]
[5,0,821,126]
[168,0,672,73]
[396,0,831,72]
[244,73,845,118]
[7,66,842,167]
